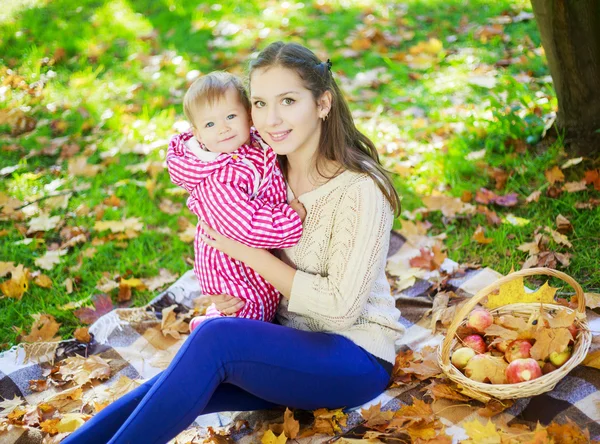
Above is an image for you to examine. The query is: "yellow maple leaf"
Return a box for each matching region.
[94,217,143,233]
[582,350,600,370]
[360,402,394,427]
[312,407,347,435]
[472,226,493,244]
[585,292,600,309]
[0,264,29,299]
[283,408,299,439]
[484,277,557,309]
[547,419,591,443]
[56,413,90,433]
[0,261,16,277]
[261,430,287,444]
[33,274,53,288]
[120,277,145,288]
[462,419,502,443]
[40,418,61,435]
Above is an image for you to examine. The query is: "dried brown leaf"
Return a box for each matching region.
[544,166,564,185]
[73,294,114,324]
[472,226,493,244]
[530,328,572,361]
[477,398,514,417]
[361,402,395,429]
[421,380,470,402]
[22,314,61,342]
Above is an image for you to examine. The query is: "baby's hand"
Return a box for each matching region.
[290,198,306,223]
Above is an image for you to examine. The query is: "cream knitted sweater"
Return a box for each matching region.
[277,170,405,363]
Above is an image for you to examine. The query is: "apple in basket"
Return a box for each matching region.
[494,339,510,353]
[506,358,542,383]
[467,308,493,332]
[549,346,572,367]
[568,323,579,341]
[504,339,533,362]
[463,334,487,354]
[451,347,476,369]
[542,362,558,375]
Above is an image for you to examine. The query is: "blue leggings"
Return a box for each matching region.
[63,318,391,444]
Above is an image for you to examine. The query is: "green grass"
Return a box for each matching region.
[1,0,599,350]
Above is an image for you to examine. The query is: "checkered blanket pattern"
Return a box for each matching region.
[1,232,598,443]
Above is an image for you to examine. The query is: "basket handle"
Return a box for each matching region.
[440,267,585,367]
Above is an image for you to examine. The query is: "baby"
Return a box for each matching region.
[167,72,304,331]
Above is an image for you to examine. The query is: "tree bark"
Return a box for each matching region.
[530,0,600,153]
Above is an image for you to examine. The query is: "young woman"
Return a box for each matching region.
[62,41,404,444]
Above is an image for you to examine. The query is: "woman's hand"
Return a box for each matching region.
[210,294,246,315]
[290,198,306,223]
[200,220,296,299]
[199,220,254,263]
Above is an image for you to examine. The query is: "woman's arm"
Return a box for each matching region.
[198,178,303,249]
[200,220,296,299]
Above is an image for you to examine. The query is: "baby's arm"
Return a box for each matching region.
[166,134,209,193]
[198,177,303,249]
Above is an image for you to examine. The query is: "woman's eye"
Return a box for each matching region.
[205,122,214,128]
[227,114,236,120]
[253,101,265,108]
[282,98,295,105]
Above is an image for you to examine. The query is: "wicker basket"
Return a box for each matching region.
[439,267,592,401]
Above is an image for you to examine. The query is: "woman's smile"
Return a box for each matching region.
[268,130,292,142]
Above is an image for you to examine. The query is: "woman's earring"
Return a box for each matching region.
[322,113,329,122]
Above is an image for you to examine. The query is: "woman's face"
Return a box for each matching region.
[250,66,323,158]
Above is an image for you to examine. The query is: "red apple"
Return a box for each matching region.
[463,334,487,354]
[451,347,476,369]
[542,362,558,374]
[496,340,509,353]
[568,323,579,341]
[467,308,493,332]
[504,339,532,362]
[549,347,572,367]
[506,358,543,383]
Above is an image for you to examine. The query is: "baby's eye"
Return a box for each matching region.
[205,122,214,128]
[253,101,265,108]
[282,98,295,105]
[227,114,236,120]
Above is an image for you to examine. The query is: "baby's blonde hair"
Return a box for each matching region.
[183,72,251,127]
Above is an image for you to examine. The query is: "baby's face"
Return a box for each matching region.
[191,87,251,154]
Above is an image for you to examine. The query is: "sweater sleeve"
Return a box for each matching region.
[199,175,303,249]
[286,179,392,331]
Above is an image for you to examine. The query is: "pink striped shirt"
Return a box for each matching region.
[166,130,303,321]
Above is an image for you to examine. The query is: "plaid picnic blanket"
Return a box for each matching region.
[1,232,599,443]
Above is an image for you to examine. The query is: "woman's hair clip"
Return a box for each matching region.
[319,59,332,72]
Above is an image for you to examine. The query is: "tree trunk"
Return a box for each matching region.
[530,0,600,153]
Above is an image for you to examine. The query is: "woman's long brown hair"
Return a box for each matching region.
[248,41,401,216]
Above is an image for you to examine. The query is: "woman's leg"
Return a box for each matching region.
[62,375,278,444]
[67,318,390,444]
